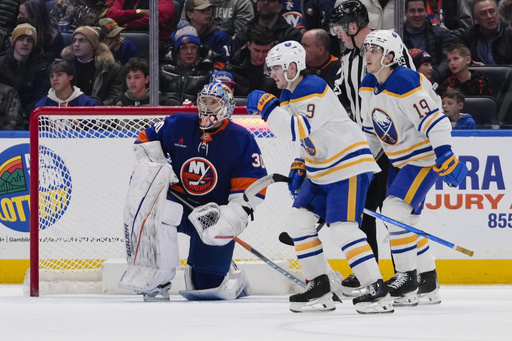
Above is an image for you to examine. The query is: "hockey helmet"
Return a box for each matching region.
[197,81,235,130]
[330,0,369,35]
[363,30,406,67]
[265,40,306,83]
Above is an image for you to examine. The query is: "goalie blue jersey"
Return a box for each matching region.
[136,112,267,207]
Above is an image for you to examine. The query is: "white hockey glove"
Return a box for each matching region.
[188,201,249,246]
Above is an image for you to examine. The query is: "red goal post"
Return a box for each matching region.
[28,106,301,296]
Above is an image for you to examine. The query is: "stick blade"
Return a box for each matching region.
[455,246,474,257]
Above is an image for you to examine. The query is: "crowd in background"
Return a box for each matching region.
[0,0,511,130]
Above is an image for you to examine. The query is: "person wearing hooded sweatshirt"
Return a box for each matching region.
[35,59,98,108]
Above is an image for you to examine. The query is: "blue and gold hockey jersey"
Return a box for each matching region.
[360,66,453,169]
[136,112,267,207]
[267,75,380,184]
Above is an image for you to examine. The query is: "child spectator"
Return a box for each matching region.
[442,88,476,129]
[409,48,438,91]
[98,17,139,65]
[116,57,173,106]
[35,59,98,108]
[439,43,492,97]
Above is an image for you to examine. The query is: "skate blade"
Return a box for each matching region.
[290,294,335,313]
[418,289,441,305]
[391,290,419,307]
[339,286,367,298]
[143,295,170,302]
[354,294,395,314]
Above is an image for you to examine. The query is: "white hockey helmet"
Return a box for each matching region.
[265,40,306,84]
[363,30,406,67]
[197,81,235,130]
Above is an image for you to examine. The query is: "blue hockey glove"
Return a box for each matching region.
[246,90,279,121]
[288,158,306,195]
[433,147,468,187]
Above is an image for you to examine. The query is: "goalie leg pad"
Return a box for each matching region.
[179,264,251,300]
[120,162,181,293]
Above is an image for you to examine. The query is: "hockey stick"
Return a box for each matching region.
[363,209,474,257]
[258,173,474,257]
[169,189,307,289]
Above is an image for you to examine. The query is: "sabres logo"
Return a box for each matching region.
[372,108,398,145]
[180,157,217,195]
[300,137,317,156]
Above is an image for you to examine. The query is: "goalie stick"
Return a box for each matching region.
[169,189,307,289]
[254,174,474,257]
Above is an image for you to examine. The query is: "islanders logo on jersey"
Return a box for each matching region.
[181,157,218,195]
[372,108,398,145]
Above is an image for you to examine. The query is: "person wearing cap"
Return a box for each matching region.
[106,0,175,41]
[0,23,49,129]
[61,25,124,106]
[209,70,236,94]
[224,24,280,98]
[408,47,439,92]
[99,17,139,65]
[179,0,232,69]
[161,25,215,105]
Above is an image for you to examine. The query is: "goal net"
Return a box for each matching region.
[26,107,302,296]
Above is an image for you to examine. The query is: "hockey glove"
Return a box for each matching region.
[433,146,468,187]
[246,90,279,121]
[288,158,306,195]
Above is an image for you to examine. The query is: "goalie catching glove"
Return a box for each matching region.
[189,201,250,246]
[246,90,279,121]
[433,146,468,187]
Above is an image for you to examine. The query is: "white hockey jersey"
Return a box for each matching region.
[360,66,453,169]
[267,75,380,185]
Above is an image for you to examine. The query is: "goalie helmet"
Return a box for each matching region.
[197,81,235,130]
[330,0,369,31]
[265,40,306,83]
[363,30,406,67]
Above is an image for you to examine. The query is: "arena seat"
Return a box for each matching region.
[120,31,150,58]
[469,65,512,128]
[463,96,498,128]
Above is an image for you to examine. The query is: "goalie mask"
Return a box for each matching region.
[265,40,306,86]
[197,81,235,130]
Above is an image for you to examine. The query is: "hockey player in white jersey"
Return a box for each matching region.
[246,41,394,314]
[359,30,468,306]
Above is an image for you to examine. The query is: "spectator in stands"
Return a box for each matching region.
[232,0,302,53]
[0,0,20,56]
[499,0,512,26]
[424,0,473,39]
[462,0,512,65]
[51,0,110,30]
[116,57,173,106]
[0,83,24,130]
[178,0,231,70]
[359,0,394,30]
[0,23,49,129]
[439,43,492,97]
[442,88,476,129]
[224,24,280,97]
[280,0,335,33]
[160,25,215,105]
[18,0,64,63]
[181,0,255,40]
[106,0,175,42]
[302,28,340,90]
[98,17,139,65]
[209,70,236,94]
[402,0,457,83]
[409,48,439,92]
[61,25,124,105]
[35,59,98,107]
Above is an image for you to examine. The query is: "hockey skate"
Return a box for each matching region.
[339,273,367,297]
[353,279,394,314]
[418,269,441,305]
[141,282,172,302]
[289,274,335,313]
[327,270,346,302]
[385,270,419,307]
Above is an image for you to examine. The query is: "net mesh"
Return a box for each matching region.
[33,111,301,290]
